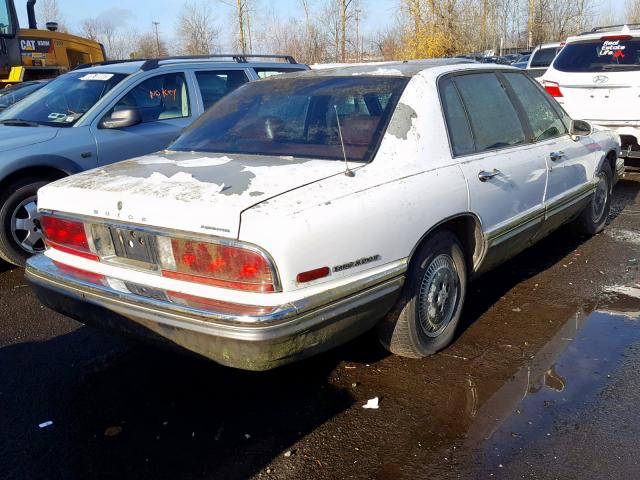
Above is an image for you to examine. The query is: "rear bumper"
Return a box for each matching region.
[26,255,404,370]
[589,122,640,163]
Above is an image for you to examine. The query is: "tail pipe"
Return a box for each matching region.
[27,0,37,29]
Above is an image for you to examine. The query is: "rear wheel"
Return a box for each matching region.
[571,162,612,236]
[378,230,467,358]
[0,179,49,266]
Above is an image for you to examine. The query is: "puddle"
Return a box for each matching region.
[466,295,640,475]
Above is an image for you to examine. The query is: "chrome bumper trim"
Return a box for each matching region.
[26,255,405,369]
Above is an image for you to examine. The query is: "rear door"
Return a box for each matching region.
[91,71,196,166]
[501,71,597,234]
[546,36,640,121]
[441,72,548,267]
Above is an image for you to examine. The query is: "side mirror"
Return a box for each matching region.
[101,108,142,129]
[570,119,592,137]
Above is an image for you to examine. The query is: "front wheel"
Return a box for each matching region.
[571,162,612,236]
[0,179,49,266]
[378,230,467,358]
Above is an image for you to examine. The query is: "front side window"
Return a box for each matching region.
[503,72,566,141]
[0,71,126,127]
[171,76,408,162]
[554,38,640,72]
[439,77,475,155]
[112,73,190,123]
[453,73,526,152]
[195,70,248,110]
[0,0,14,35]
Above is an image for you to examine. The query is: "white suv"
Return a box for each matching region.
[542,24,640,164]
[527,42,563,80]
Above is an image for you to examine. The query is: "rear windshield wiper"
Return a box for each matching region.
[0,119,39,127]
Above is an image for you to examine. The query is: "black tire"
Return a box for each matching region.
[571,161,612,236]
[0,178,49,266]
[378,230,467,358]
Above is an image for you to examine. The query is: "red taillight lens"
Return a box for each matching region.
[544,81,563,97]
[159,238,276,293]
[41,215,98,261]
[601,35,632,41]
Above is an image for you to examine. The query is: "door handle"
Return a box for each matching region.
[478,169,500,182]
[549,151,565,161]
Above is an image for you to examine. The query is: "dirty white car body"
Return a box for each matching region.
[26,61,622,370]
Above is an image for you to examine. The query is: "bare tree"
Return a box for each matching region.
[131,32,169,59]
[78,16,138,59]
[36,0,67,31]
[176,1,220,55]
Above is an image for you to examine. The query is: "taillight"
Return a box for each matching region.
[157,237,277,293]
[601,35,632,41]
[544,80,563,97]
[41,215,98,261]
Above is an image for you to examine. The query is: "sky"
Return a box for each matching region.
[16,0,398,48]
[15,0,629,49]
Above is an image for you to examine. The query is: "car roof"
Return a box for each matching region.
[533,42,562,50]
[72,56,308,76]
[272,61,519,82]
[291,59,480,78]
[567,24,640,43]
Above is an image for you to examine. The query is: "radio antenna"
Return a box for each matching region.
[333,105,355,177]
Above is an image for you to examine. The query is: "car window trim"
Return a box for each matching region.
[437,69,534,158]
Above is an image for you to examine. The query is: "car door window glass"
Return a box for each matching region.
[454,73,526,151]
[503,72,567,141]
[112,73,190,123]
[440,77,475,155]
[195,70,248,109]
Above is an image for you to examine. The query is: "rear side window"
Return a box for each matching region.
[113,73,190,123]
[439,77,475,155]
[554,39,640,72]
[503,72,567,141]
[453,73,526,152]
[530,47,561,67]
[195,70,249,110]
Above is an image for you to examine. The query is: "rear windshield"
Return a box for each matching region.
[530,47,561,67]
[170,76,408,162]
[554,39,640,72]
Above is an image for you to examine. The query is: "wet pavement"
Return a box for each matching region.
[0,173,639,480]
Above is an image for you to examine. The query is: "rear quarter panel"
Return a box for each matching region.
[240,73,471,292]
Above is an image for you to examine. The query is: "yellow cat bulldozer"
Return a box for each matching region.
[0,0,105,86]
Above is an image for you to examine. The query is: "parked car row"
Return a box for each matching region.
[17,56,622,370]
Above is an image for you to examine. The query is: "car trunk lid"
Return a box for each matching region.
[37,151,348,239]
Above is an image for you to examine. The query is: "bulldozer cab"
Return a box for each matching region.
[0,0,105,86]
[0,0,23,79]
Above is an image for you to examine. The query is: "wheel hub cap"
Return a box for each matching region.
[10,196,44,254]
[418,254,459,338]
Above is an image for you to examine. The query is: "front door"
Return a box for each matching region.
[91,72,194,166]
[499,72,597,235]
[440,72,548,272]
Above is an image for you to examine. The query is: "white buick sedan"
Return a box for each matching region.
[26,60,623,370]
